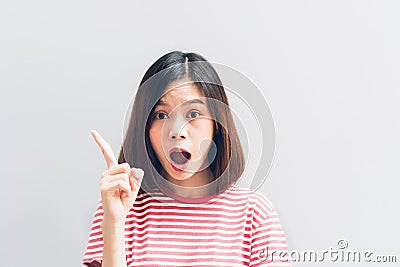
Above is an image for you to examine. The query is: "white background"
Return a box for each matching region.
[1,1,399,266]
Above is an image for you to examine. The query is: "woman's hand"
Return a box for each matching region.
[91,130,144,225]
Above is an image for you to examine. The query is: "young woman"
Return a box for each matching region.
[82,51,291,266]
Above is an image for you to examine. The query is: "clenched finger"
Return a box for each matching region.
[101,180,131,196]
[101,163,131,179]
[101,173,130,185]
[130,168,144,191]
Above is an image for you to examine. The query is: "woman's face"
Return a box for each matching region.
[149,80,215,181]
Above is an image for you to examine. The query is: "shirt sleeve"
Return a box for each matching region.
[82,201,104,266]
[249,193,292,267]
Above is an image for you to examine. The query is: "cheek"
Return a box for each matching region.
[192,119,214,141]
[201,119,214,138]
[191,120,214,162]
[149,126,162,154]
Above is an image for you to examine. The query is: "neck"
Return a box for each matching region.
[162,168,215,198]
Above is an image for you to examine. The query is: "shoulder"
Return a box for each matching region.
[225,186,276,213]
[250,190,276,214]
[229,188,283,234]
[224,186,277,229]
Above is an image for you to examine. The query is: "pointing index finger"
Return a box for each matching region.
[91,130,118,170]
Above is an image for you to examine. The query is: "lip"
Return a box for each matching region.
[169,147,190,155]
[170,162,187,172]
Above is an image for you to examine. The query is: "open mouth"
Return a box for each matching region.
[170,151,191,164]
[169,148,191,171]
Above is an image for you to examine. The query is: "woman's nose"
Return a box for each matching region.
[168,115,188,141]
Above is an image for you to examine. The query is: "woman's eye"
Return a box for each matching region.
[188,111,200,119]
[155,112,168,120]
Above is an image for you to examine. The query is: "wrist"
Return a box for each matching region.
[101,218,126,233]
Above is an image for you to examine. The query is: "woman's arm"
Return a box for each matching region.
[89,130,145,267]
[101,219,127,267]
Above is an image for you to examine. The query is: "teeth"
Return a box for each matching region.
[170,151,191,165]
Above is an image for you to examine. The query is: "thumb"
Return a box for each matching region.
[130,168,144,190]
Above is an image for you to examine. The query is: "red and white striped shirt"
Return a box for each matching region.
[82,184,291,266]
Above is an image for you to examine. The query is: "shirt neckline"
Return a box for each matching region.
[154,177,235,204]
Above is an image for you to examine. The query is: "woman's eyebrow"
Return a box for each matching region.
[156,99,206,107]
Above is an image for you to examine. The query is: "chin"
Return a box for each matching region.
[167,168,195,180]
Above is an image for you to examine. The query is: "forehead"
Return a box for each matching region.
[158,81,205,105]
